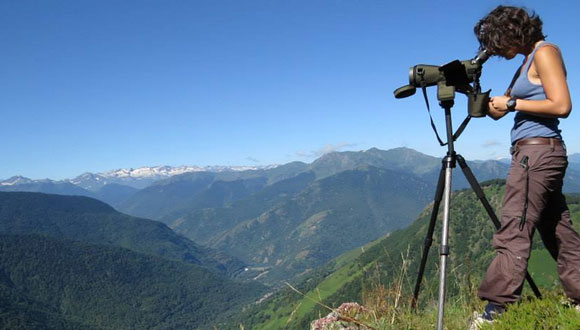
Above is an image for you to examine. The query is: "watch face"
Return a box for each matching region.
[507,98,516,110]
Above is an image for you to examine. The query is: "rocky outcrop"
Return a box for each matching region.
[310,302,371,330]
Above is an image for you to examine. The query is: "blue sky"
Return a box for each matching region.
[2,0,579,180]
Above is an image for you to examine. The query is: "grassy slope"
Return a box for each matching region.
[236,239,380,329]
[273,242,384,329]
[527,199,580,289]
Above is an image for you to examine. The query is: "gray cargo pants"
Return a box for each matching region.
[478,141,580,306]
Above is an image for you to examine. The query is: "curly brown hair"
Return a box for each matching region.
[474,6,546,57]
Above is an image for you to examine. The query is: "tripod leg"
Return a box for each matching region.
[412,162,446,308]
[436,157,454,330]
[457,155,542,299]
[456,155,501,227]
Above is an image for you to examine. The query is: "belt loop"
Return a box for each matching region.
[511,141,519,155]
[550,138,555,151]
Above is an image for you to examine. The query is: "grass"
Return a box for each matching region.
[247,244,577,329]
[489,292,580,330]
[307,285,579,329]
[243,252,578,330]
[304,247,580,330]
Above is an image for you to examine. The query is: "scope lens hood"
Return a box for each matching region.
[393,85,416,99]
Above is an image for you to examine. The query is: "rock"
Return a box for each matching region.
[310,302,370,330]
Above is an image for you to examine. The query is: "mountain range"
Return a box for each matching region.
[1,165,277,190]
[113,149,503,284]
[3,147,580,285]
[113,148,515,222]
[0,165,277,207]
[3,147,580,328]
[3,148,580,204]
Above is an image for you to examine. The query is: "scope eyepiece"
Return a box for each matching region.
[471,49,490,66]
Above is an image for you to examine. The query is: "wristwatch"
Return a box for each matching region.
[506,97,517,112]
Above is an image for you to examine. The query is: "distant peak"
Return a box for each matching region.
[0,176,34,186]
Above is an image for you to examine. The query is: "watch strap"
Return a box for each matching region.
[507,97,517,112]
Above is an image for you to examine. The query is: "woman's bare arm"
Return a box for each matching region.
[489,46,572,118]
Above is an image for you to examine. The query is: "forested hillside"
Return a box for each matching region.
[0,192,243,275]
[0,192,266,329]
[170,166,434,283]
[0,234,264,330]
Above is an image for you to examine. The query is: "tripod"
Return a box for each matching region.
[410,99,542,330]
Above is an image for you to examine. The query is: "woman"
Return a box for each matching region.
[471,5,580,327]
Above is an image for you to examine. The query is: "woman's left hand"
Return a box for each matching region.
[487,97,509,120]
[490,96,510,112]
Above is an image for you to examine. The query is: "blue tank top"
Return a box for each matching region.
[509,41,563,144]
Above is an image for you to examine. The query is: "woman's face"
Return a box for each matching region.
[498,47,519,60]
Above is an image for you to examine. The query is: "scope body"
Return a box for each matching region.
[409,58,484,88]
[393,50,491,117]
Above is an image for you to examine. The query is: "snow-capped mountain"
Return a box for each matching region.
[1,165,280,192]
[70,166,206,190]
[100,165,278,178]
[101,165,204,179]
[0,176,36,186]
[68,173,110,190]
